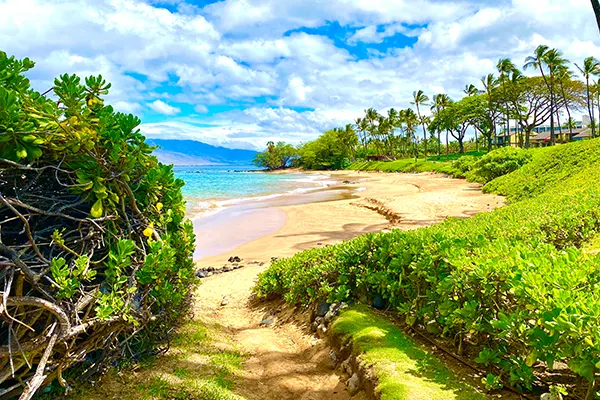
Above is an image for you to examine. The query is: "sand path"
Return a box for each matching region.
[193,172,504,399]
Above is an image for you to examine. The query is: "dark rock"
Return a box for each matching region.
[270,257,279,262]
[341,357,353,375]
[220,297,229,306]
[223,266,233,272]
[206,266,215,272]
[372,294,385,310]
[426,320,441,335]
[343,180,351,184]
[228,256,242,263]
[317,323,327,337]
[259,262,265,266]
[195,270,208,278]
[329,350,338,364]
[259,315,277,326]
[346,373,361,395]
[311,321,318,333]
[316,302,330,317]
[233,264,243,269]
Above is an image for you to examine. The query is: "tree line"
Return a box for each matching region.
[254,46,600,170]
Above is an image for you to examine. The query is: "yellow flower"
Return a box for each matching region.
[156,202,163,212]
[143,223,154,238]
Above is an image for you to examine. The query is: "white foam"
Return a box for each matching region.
[188,173,354,221]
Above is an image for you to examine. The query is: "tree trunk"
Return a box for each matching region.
[438,131,441,157]
[445,130,449,160]
[416,103,427,158]
[561,84,573,140]
[592,0,600,34]
[550,78,556,146]
[556,108,563,143]
[588,77,597,138]
[458,138,464,154]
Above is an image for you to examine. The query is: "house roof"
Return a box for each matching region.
[573,128,593,139]
[531,127,589,142]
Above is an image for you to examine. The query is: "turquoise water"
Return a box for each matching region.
[174,165,333,215]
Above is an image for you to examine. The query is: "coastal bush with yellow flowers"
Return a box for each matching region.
[0,51,195,398]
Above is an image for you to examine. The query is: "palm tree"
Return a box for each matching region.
[576,57,600,137]
[464,84,480,96]
[404,108,419,161]
[411,90,430,158]
[355,117,368,155]
[431,94,450,156]
[524,46,568,145]
[481,73,499,148]
[555,65,574,140]
[387,108,400,156]
[524,46,554,145]
[363,108,382,154]
[592,0,600,34]
[544,49,569,145]
[497,58,518,144]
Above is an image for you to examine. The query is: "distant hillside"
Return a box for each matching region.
[148,139,258,166]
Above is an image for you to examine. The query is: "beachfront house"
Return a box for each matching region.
[496,120,592,147]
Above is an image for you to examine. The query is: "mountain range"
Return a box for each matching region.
[148,139,258,166]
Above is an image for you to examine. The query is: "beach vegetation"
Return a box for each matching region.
[260,45,596,171]
[253,141,298,170]
[255,138,600,398]
[0,51,195,398]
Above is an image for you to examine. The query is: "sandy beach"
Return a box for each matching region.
[186,171,505,400]
[193,171,505,267]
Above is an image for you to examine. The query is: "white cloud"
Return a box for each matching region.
[1,0,599,149]
[194,104,209,113]
[148,100,181,115]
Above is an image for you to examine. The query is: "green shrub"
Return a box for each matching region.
[451,155,478,177]
[255,138,600,395]
[465,147,532,184]
[0,51,195,397]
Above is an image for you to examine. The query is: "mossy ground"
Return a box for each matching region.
[37,321,246,400]
[331,305,487,400]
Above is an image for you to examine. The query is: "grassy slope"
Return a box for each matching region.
[347,158,456,174]
[484,139,600,201]
[347,151,485,174]
[38,321,246,400]
[332,305,486,400]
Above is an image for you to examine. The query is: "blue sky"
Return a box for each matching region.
[1,0,599,150]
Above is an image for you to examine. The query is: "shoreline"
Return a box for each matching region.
[190,170,362,259]
[193,171,505,268]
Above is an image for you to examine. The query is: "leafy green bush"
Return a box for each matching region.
[451,155,478,177]
[255,138,600,396]
[0,51,195,397]
[465,147,532,184]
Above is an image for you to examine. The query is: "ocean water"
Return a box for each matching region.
[174,165,334,216]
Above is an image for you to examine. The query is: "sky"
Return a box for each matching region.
[1,0,599,150]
